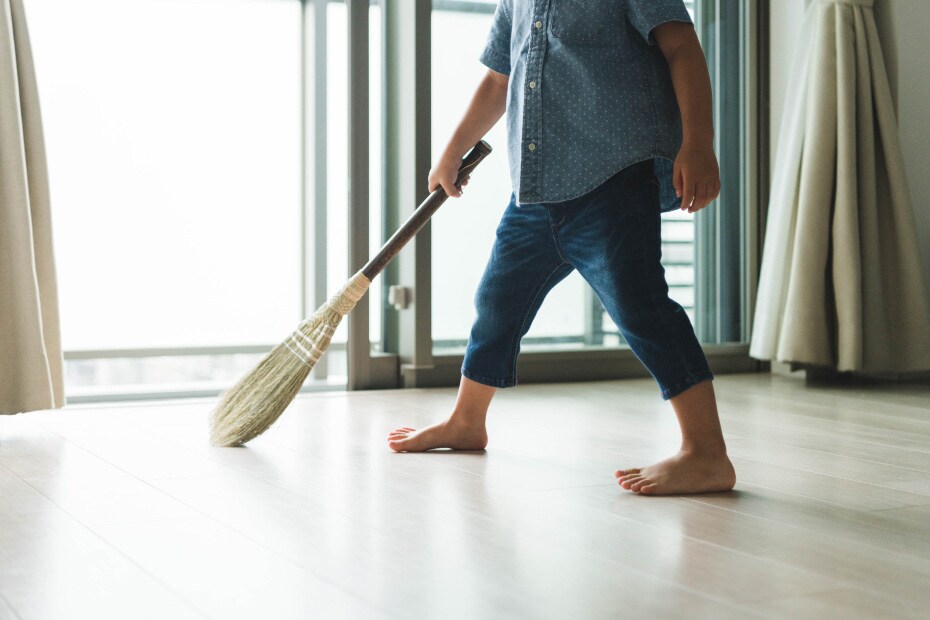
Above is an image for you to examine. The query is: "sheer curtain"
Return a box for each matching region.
[751,0,930,374]
[0,0,63,414]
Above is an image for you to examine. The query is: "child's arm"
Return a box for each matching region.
[430,69,508,198]
[653,22,721,214]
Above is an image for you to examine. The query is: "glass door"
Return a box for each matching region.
[396,0,759,386]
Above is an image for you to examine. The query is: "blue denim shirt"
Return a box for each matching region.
[480,0,692,211]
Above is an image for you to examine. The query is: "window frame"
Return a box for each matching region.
[59,0,765,401]
[376,0,764,388]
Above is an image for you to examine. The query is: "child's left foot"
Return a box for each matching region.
[614,450,735,495]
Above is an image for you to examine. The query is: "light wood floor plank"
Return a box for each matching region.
[0,464,203,620]
[0,593,19,620]
[2,373,929,619]
[555,484,930,610]
[89,517,384,619]
[760,588,923,619]
[144,473,752,619]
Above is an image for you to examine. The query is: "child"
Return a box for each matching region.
[388,0,736,495]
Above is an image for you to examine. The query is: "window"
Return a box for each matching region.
[429,1,743,356]
[27,0,377,400]
[28,0,756,399]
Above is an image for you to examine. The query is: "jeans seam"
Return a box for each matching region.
[631,193,695,381]
[548,208,570,263]
[509,262,571,381]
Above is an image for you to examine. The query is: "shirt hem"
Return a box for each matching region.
[515,153,674,206]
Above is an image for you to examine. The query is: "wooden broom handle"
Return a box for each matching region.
[361,140,493,280]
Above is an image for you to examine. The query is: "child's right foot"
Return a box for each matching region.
[387,419,488,452]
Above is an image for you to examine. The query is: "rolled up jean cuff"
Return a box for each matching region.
[461,367,516,389]
[660,371,715,400]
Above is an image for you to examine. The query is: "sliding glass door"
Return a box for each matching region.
[27,0,389,400]
[396,0,760,386]
[28,0,760,400]
[28,0,308,400]
[429,1,707,354]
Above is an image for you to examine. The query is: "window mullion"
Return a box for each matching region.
[303,0,330,379]
[382,0,433,387]
[347,0,373,389]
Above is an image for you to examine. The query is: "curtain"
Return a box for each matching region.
[750,0,930,374]
[1,0,64,414]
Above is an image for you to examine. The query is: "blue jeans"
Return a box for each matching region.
[461,160,714,400]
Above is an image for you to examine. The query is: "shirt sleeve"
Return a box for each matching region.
[627,0,694,46]
[479,0,512,76]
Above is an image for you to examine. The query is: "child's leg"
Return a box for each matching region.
[388,195,573,453]
[615,379,735,494]
[387,376,493,452]
[558,162,735,494]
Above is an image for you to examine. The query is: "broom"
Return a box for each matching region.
[210,140,493,447]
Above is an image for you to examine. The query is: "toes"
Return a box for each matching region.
[387,429,414,446]
[630,478,652,492]
[615,468,641,478]
[387,435,412,450]
[619,475,644,489]
[638,483,659,495]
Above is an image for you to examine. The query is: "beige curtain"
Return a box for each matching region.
[750,0,930,373]
[1,0,64,415]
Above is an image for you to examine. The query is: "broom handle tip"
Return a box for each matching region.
[361,141,493,280]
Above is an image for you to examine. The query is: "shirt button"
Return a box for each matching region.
[528,143,536,152]
[534,20,543,30]
[528,80,537,89]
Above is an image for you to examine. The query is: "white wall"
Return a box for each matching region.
[768,0,930,284]
[873,1,930,285]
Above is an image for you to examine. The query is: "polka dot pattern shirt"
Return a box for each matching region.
[480,0,692,210]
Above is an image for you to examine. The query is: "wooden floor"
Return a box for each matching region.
[1,373,929,619]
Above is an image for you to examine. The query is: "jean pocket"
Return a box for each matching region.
[550,0,621,47]
[652,157,682,213]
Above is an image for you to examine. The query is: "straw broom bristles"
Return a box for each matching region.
[209,271,371,447]
[209,141,492,446]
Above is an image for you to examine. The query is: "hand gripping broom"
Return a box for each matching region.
[209,140,492,447]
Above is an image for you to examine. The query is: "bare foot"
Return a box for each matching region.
[387,419,488,452]
[614,450,736,495]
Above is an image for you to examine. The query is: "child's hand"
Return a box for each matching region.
[673,144,720,214]
[428,155,469,198]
